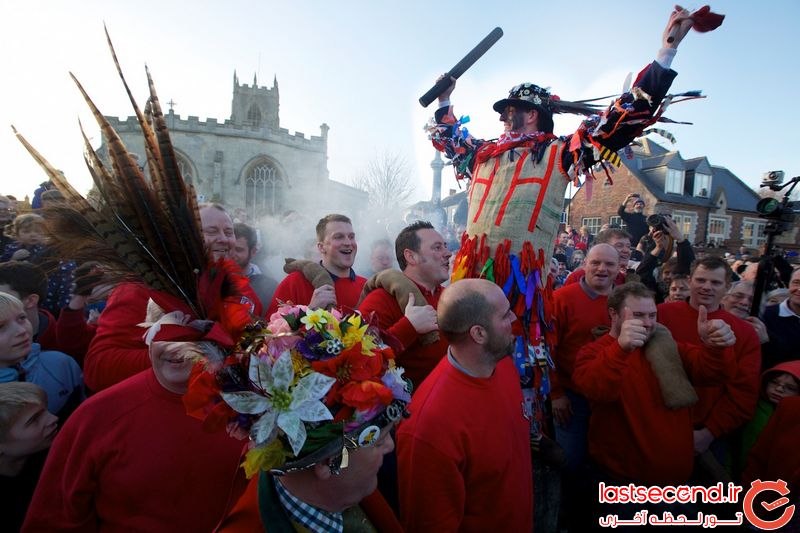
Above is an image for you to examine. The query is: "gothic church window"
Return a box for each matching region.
[176,156,194,184]
[245,159,283,219]
[247,104,262,127]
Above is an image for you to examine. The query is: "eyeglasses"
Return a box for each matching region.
[768,379,799,395]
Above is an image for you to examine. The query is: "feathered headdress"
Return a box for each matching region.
[12,27,249,342]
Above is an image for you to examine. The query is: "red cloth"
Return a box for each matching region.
[35,308,58,350]
[214,476,402,533]
[551,281,611,398]
[84,282,261,392]
[573,334,734,484]
[565,268,626,286]
[742,395,800,489]
[37,307,96,367]
[397,356,533,532]
[266,271,366,316]
[22,369,246,533]
[53,308,97,367]
[657,301,761,437]
[358,280,448,389]
[83,283,191,392]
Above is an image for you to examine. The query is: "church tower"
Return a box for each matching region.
[230,70,279,129]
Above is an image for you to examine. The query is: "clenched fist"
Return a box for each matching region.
[617,307,649,352]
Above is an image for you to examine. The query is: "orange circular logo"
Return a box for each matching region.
[743,479,795,530]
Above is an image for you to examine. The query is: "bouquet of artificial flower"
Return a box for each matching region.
[184,305,411,476]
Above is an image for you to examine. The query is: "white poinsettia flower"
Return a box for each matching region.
[221,351,335,455]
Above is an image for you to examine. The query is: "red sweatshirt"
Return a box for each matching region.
[743,395,800,489]
[397,356,533,532]
[552,281,611,398]
[657,301,761,438]
[573,334,734,484]
[358,279,448,390]
[267,271,366,317]
[37,307,96,367]
[22,370,246,533]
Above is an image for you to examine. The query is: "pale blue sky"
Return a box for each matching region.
[1,1,796,203]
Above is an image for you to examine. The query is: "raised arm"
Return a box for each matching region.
[559,7,695,176]
[428,75,485,181]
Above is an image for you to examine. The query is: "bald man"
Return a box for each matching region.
[552,243,619,471]
[397,279,532,532]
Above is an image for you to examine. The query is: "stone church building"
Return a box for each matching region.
[101,72,366,221]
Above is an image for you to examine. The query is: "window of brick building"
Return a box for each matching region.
[665,168,685,194]
[608,216,626,229]
[742,218,767,248]
[694,173,711,197]
[671,211,697,243]
[707,216,728,244]
[581,217,602,236]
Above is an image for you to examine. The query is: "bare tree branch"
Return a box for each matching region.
[353,151,414,211]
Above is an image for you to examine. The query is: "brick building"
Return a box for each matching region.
[566,139,799,253]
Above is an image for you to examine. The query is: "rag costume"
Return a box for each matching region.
[573,333,734,484]
[657,301,761,438]
[23,370,247,532]
[397,356,533,531]
[430,56,687,431]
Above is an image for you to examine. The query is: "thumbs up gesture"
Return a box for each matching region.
[697,305,736,348]
[617,307,648,352]
[404,292,438,334]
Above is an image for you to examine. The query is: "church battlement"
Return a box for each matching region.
[105,113,328,150]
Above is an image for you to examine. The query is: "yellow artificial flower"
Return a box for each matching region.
[360,333,379,355]
[341,319,368,349]
[300,308,328,331]
[291,351,312,382]
[242,440,290,478]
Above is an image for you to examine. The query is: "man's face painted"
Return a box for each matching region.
[500,106,533,133]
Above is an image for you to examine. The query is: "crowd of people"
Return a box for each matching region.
[2,189,798,531]
[2,5,798,533]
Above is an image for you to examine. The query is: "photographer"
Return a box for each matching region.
[617,193,649,247]
[636,214,694,303]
